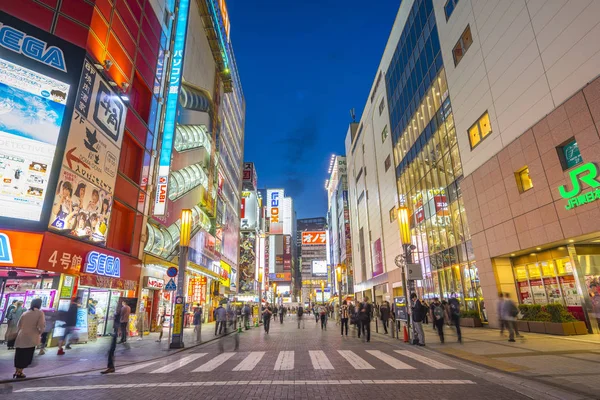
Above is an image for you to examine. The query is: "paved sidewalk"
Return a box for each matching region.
[0,321,258,382]
[372,321,600,398]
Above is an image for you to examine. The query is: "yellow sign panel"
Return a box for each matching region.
[173,303,183,335]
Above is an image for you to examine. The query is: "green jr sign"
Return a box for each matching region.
[558,163,600,210]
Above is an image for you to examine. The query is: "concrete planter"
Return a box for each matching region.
[516,320,529,332]
[527,321,546,333]
[544,322,576,335]
[573,321,588,335]
[460,317,483,327]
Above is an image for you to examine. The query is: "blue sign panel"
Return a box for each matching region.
[84,250,121,278]
[0,24,67,72]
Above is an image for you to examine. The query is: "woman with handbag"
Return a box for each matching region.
[13,298,45,379]
[6,301,24,350]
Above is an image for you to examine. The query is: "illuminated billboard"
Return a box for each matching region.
[302,231,327,246]
[0,12,85,229]
[266,188,284,234]
[312,260,327,277]
[240,190,258,231]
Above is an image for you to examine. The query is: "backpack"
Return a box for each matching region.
[449,298,460,316]
[433,304,444,320]
[297,307,304,316]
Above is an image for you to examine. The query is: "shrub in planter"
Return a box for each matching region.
[528,310,551,333]
[544,303,579,335]
[459,310,483,327]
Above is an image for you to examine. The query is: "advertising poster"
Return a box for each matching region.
[302,231,327,245]
[48,60,125,244]
[0,57,70,221]
[48,168,112,243]
[372,239,384,277]
[239,232,256,294]
[283,235,291,271]
[240,190,258,230]
[267,188,284,234]
[222,204,240,264]
[312,260,327,277]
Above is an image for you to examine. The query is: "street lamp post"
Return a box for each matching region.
[336,265,342,319]
[272,283,277,305]
[320,281,324,304]
[170,209,192,349]
[397,206,414,342]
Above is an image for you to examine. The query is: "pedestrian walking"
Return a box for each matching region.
[358,297,372,342]
[314,306,319,323]
[319,304,328,330]
[279,306,285,324]
[57,297,79,354]
[262,304,272,334]
[5,301,24,350]
[447,294,462,343]
[242,303,251,329]
[214,304,226,335]
[297,305,305,329]
[380,301,391,334]
[273,306,278,322]
[497,292,506,335]
[13,298,45,379]
[431,298,446,343]
[421,300,430,325]
[502,293,522,342]
[38,311,56,355]
[410,293,425,346]
[340,300,349,336]
[193,306,202,342]
[118,300,131,343]
[155,313,165,342]
[101,309,121,374]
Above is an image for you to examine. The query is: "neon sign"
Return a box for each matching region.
[558,163,600,210]
[154,0,190,215]
[0,24,67,72]
[84,251,121,278]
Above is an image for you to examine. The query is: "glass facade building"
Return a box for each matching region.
[385,0,485,319]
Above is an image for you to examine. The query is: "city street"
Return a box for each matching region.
[5,316,585,400]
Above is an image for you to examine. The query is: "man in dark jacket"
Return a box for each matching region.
[358,297,373,342]
[380,301,391,334]
[410,293,425,346]
[58,297,80,355]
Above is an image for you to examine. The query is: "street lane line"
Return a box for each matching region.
[394,350,455,369]
[150,353,207,373]
[274,351,294,370]
[192,352,235,372]
[14,380,476,392]
[337,350,374,369]
[115,361,160,374]
[309,350,334,369]
[366,350,414,369]
[233,351,265,371]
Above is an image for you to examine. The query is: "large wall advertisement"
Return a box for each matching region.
[266,188,284,234]
[48,60,126,245]
[302,231,327,246]
[238,231,256,294]
[0,12,85,229]
[240,190,257,231]
[312,260,327,277]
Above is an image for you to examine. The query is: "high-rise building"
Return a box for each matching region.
[325,155,352,297]
[437,0,600,330]
[297,217,328,305]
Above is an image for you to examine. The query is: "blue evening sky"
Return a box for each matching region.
[227,1,399,218]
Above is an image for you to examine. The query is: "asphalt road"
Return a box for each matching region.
[5,316,544,400]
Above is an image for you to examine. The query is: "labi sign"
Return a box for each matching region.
[558,163,600,210]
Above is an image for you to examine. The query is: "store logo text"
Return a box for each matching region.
[558,162,600,210]
[0,24,67,72]
[84,251,121,278]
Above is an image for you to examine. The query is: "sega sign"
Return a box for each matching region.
[84,251,121,278]
[0,233,13,264]
[0,24,67,72]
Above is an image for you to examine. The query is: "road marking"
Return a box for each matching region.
[394,350,454,369]
[366,350,414,369]
[15,380,476,392]
[150,353,207,373]
[337,350,374,369]
[115,361,160,374]
[192,352,235,372]
[233,352,265,371]
[309,350,334,369]
[274,351,294,370]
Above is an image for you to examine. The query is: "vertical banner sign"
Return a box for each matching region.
[154,0,190,216]
[172,296,184,335]
[266,188,284,234]
[283,235,291,271]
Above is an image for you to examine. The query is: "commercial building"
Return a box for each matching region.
[346,0,480,315]
[0,0,168,339]
[238,162,261,303]
[325,155,352,297]
[438,0,600,331]
[297,217,328,305]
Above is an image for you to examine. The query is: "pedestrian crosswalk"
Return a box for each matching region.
[113,349,455,374]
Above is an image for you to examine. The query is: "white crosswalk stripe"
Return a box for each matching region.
[309,350,334,370]
[192,352,236,372]
[274,351,294,370]
[116,360,160,374]
[366,350,414,369]
[150,353,207,373]
[337,350,374,369]
[394,350,454,369]
[233,352,266,371]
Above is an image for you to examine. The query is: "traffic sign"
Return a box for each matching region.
[167,267,178,277]
[165,278,177,291]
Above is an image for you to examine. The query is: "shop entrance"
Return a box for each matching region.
[82,287,124,337]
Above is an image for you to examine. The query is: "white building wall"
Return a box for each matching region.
[434,0,600,178]
[183,0,216,92]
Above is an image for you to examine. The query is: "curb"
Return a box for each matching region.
[0,327,244,384]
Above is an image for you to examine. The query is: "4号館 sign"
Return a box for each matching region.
[558,163,600,210]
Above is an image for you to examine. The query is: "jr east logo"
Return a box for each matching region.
[558,162,600,210]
